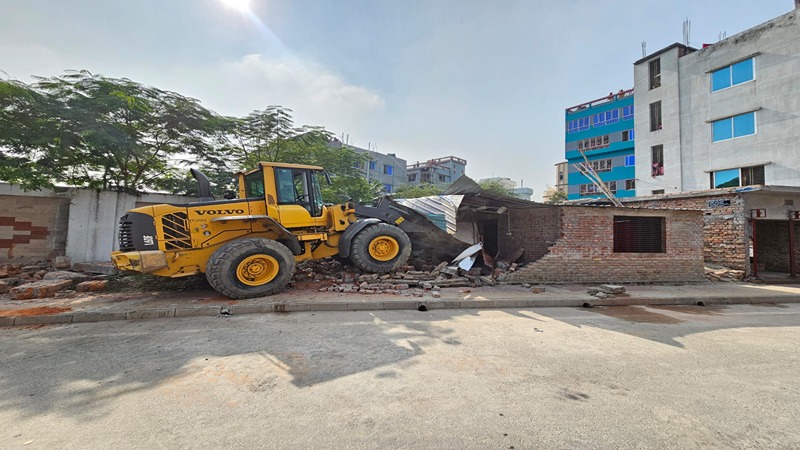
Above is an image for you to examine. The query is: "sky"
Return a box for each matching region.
[0,0,793,200]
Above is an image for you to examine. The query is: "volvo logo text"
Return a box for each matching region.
[196,209,245,216]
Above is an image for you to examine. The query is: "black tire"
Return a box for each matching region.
[350,223,412,273]
[205,238,296,299]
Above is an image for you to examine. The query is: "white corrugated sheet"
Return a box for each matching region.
[395,195,464,235]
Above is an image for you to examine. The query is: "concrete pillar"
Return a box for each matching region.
[65,190,137,263]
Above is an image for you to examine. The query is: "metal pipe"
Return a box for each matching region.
[751,218,759,278]
[790,215,797,277]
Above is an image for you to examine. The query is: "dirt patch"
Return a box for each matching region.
[0,306,72,317]
[649,305,728,316]
[754,303,790,308]
[585,306,683,324]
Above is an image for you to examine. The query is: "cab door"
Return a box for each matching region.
[274,167,327,229]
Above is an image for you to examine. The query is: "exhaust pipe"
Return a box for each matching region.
[190,168,214,202]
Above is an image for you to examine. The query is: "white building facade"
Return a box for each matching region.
[633,8,800,195]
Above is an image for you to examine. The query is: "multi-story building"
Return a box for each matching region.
[406,156,467,185]
[554,162,568,195]
[633,7,800,195]
[329,139,407,193]
[564,90,636,200]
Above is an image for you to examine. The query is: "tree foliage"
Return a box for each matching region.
[216,107,377,202]
[0,70,222,193]
[546,190,568,204]
[478,179,515,197]
[392,183,446,199]
[0,71,376,202]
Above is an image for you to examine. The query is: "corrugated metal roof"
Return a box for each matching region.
[395,195,464,235]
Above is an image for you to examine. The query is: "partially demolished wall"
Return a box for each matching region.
[497,206,561,263]
[506,206,705,284]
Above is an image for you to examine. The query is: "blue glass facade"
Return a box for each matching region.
[564,91,636,200]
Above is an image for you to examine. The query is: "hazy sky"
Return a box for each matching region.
[0,0,793,200]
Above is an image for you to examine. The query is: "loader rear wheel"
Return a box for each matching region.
[206,238,295,299]
[350,223,411,273]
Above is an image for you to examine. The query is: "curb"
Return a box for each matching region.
[2,293,799,328]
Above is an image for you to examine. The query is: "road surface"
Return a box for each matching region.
[1,304,798,449]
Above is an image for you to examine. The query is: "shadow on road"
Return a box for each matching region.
[1,304,797,420]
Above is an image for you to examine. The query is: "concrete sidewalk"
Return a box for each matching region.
[2,281,800,327]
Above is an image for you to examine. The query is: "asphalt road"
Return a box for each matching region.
[1,304,799,449]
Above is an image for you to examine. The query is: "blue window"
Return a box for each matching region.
[593,114,605,127]
[712,168,740,189]
[606,109,619,124]
[568,117,591,133]
[383,184,393,193]
[353,161,361,169]
[625,155,635,167]
[622,105,634,121]
[712,112,756,142]
[383,164,393,175]
[712,58,754,92]
[369,161,376,170]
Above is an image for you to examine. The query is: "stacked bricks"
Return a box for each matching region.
[506,206,705,284]
[497,206,561,264]
[625,193,748,271]
[0,195,70,264]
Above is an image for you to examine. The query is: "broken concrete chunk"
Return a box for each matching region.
[71,262,119,275]
[53,255,72,270]
[479,276,496,286]
[76,280,108,292]
[599,284,626,294]
[43,271,90,285]
[429,277,469,288]
[441,266,459,276]
[10,279,72,300]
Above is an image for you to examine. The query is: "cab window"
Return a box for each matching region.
[244,170,265,198]
[274,168,324,217]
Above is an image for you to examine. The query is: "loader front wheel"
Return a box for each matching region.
[206,238,296,299]
[350,223,411,273]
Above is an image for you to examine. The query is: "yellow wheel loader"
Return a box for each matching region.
[110,162,413,299]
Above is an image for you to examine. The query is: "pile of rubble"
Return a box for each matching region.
[704,265,746,282]
[0,258,110,300]
[291,257,522,296]
[586,284,629,299]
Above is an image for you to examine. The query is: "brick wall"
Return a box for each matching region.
[506,206,705,284]
[625,193,749,271]
[498,206,560,263]
[0,183,191,264]
[0,195,70,263]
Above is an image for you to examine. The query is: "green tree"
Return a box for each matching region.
[478,179,515,197]
[0,70,222,193]
[217,107,377,202]
[546,190,568,204]
[393,183,446,199]
[0,78,65,190]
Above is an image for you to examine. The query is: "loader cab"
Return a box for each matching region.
[239,162,327,229]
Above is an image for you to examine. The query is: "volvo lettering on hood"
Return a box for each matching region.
[195,209,246,216]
